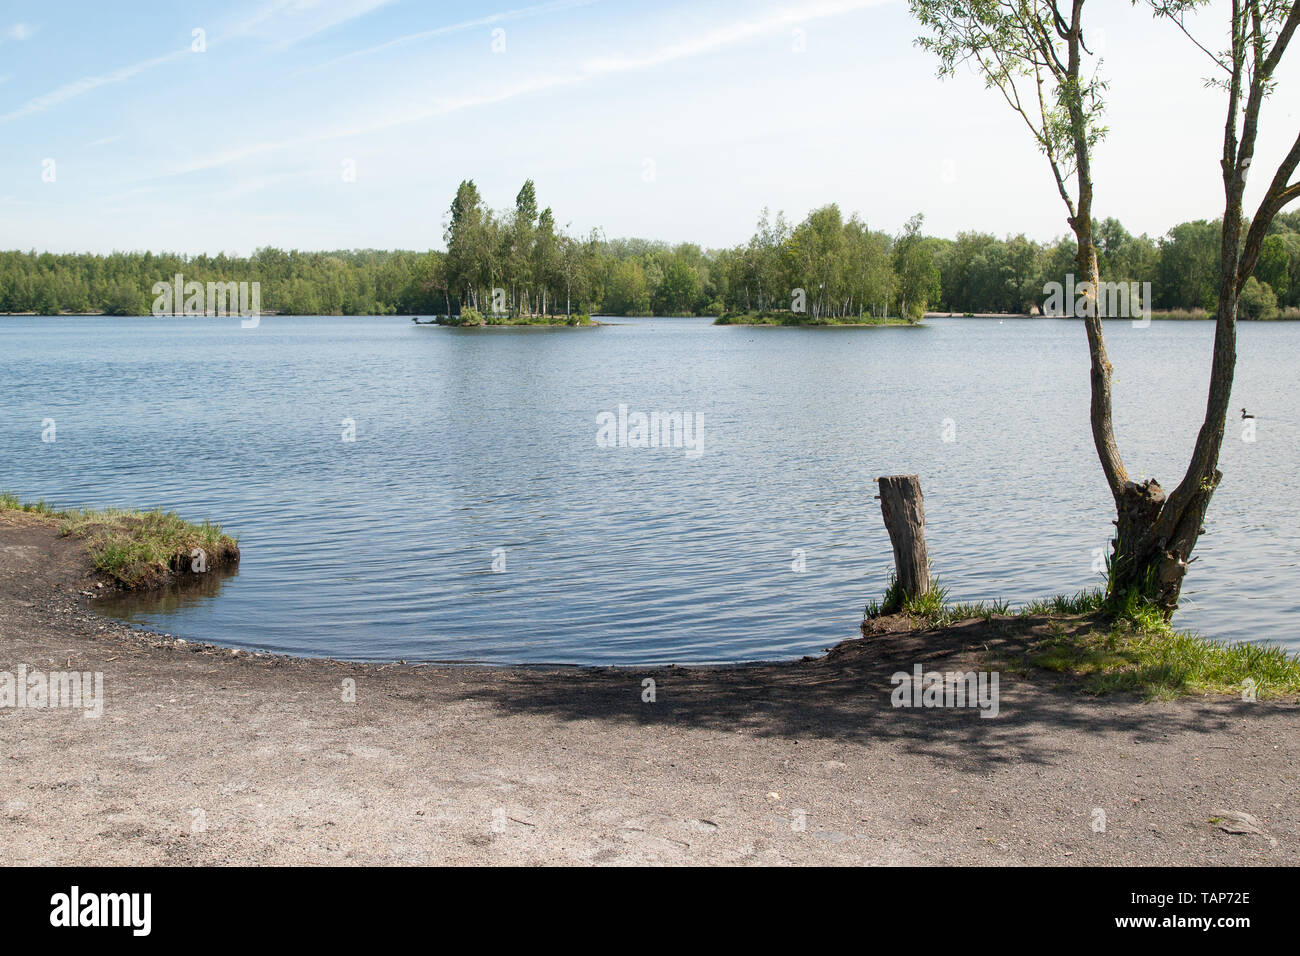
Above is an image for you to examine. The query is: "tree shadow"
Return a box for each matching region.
[446,617,1265,771]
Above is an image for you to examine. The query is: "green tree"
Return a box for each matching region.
[1255,233,1291,301]
[893,213,939,319]
[103,280,146,315]
[1239,276,1279,319]
[604,260,651,315]
[1157,220,1220,309]
[654,255,700,315]
[532,207,559,315]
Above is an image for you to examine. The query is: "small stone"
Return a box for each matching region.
[1212,810,1264,835]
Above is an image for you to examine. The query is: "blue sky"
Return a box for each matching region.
[1,0,1296,254]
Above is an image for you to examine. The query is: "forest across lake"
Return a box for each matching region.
[4,180,1299,322]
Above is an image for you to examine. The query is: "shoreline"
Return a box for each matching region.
[716,320,920,328]
[922,311,1300,321]
[6,311,1300,323]
[2,508,1298,865]
[715,312,917,327]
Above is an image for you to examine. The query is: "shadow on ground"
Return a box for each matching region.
[442,616,1265,770]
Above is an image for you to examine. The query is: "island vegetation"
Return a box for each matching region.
[714,311,916,326]
[432,307,594,327]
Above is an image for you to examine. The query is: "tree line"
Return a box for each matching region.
[3,182,1298,319]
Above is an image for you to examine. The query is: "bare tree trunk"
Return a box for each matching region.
[877,475,931,608]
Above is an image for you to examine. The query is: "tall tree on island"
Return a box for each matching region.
[533,207,559,316]
[909,0,1300,614]
[446,179,493,312]
[510,179,539,315]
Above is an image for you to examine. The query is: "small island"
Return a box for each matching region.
[714,310,917,327]
[426,308,595,327]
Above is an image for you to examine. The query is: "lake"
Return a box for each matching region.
[1,314,1295,664]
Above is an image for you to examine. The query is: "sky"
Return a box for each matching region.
[0,0,1296,255]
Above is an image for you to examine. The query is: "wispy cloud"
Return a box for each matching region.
[6,22,37,42]
[295,0,601,75]
[583,0,887,73]
[258,0,396,50]
[0,48,188,123]
[209,170,322,202]
[0,0,394,124]
[166,0,892,176]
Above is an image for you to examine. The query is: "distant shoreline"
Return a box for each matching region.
[0,310,284,317]
[924,310,1300,321]
[4,310,1300,322]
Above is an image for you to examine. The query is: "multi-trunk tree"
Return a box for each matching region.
[910,0,1300,614]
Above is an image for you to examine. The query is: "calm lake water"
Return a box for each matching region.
[2,314,1296,664]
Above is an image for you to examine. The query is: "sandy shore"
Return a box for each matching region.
[1,509,1296,865]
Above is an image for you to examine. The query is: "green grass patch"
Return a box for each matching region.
[862,572,1297,699]
[1030,618,1300,700]
[1,492,239,588]
[0,492,59,516]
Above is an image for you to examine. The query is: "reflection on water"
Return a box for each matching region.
[96,566,238,621]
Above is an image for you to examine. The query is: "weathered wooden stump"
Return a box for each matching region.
[877,474,931,603]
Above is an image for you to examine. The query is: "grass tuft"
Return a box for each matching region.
[1020,588,1108,617]
[0,492,58,515]
[864,574,1012,626]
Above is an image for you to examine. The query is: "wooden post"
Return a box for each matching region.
[877,475,931,602]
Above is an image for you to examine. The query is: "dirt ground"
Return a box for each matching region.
[1,509,1296,865]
